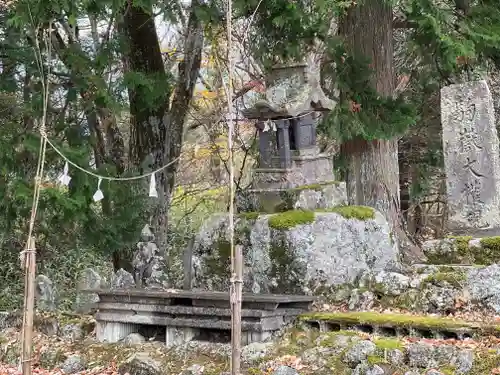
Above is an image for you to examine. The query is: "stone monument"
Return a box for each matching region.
[441,80,500,233]
[238,60,347,213]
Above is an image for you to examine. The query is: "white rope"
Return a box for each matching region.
[42,109,314,185]
[43,135,180,181]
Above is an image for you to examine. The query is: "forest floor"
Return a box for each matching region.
[3,307,500,374]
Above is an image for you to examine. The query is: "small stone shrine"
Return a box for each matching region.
[238,60,347,213]
[188,60,399,295]
[441,80,500,233]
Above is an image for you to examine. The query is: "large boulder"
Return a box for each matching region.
[466,264,500,312]
[191,206,400,294]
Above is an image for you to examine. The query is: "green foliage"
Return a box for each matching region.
[232,0,349,67]
[0,0,162,309]
[319,42,419,141]
[122,71,173,112]
[404,0,500,79]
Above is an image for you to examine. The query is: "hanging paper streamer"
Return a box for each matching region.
[58,162,71,186]
[93,178,104,202]
[263,119,276,132]
[149,173,158,198]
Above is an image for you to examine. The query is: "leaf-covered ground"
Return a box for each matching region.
[3,309,500,374]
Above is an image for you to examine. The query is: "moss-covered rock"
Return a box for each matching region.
[299,311,500,333]
[421,270,467,288]
[191,208,399,294]
[422,235,500,265]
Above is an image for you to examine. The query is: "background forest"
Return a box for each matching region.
[1,0,500,310]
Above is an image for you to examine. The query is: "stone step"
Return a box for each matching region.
[299,311,500,340]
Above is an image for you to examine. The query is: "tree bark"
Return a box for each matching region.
[339,1,425,263]
[122,1,203,265]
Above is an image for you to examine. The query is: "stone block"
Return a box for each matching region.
[252,153,335,190]
[165,326,198,347]
[237,181,347,213]
[241,330,273,345]
[96,321,138,343]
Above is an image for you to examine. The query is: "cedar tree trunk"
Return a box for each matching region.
[339,1,425,262]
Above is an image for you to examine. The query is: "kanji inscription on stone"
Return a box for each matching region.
[441,80,500,230]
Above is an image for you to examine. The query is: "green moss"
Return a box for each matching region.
[451,235,473,256]
[387,290,420,310]
[319,205,375,220]
[268,209,315,230]
[469,351,500,375]
[426,236,477,264]
[477,236,500,264]
[422,271,466,288]
[204,238,235,277]
[425,252,459,265]
[268,232,304,294]
[373,337,404,351]
[439,365,457,375]
[317,330,360,347]
[299,311,497,331]
[480,236,500,248]
[426,235,500,265]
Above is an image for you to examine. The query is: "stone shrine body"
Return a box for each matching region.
[238,62,347,213]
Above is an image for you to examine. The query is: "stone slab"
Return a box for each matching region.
[86,288,314,311]
[95,311,283,331]
[441,80,500,230]
[97,302,306,317]
[92,289,310,346]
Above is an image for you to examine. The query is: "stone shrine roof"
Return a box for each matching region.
[243,60,335,119]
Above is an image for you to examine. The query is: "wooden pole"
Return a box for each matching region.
[21,236,36,375]
[231,245,243,375]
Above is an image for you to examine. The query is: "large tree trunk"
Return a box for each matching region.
[122,2,203,267]
[339,1,425,263]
